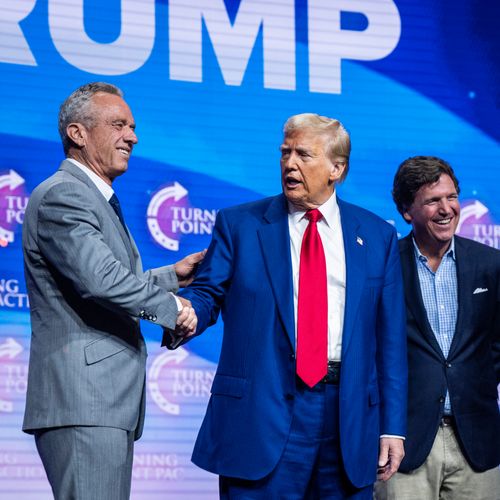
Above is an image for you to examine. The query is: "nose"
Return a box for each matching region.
[282,152,297,170]
[438,199,452,214]
[125,127,138,145]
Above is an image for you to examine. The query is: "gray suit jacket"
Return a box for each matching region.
[22,160,178,439]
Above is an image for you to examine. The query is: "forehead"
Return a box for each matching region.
[90,92,133,121]
[416,174,457,199]
[282,128,327,149]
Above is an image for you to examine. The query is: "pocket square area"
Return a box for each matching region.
[473,287,488,294]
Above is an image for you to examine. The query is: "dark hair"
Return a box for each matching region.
[59,82,123,155]
[392,156,460,216]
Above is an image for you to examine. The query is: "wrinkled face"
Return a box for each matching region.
[280,129,345,210]
[78,93,138,184]
[404,174,460,250]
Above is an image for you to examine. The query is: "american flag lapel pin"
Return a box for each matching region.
[356,236,363,246]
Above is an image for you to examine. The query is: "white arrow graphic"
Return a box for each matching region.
[0,337,23,359]
[457,201,489,233]
[147,182,188,251]
[0,337,23,413]
[148,347,189,415]
[0,170,25,243]
[0,170,24,191]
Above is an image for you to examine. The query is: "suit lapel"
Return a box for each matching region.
[59,160,136,269]
[448,237,471,358]
[338,199,365,357]
[257,195,295,350]
[399,234,444,357]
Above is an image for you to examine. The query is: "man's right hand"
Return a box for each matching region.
[175,296,197,337]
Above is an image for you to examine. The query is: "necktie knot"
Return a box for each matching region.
[305,208,323,223]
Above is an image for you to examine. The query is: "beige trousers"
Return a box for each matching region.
[374,423,500,500]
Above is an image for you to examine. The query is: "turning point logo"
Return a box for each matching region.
[0,170,28,247]
[147,182,216,251]
[457,200,499,249]
[148,347,214,416]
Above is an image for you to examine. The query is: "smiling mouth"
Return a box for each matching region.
[118,148,130,157]
[434,217,452,225]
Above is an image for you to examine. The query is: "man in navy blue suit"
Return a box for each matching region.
[174,113,407,498]
[375,156,500,499]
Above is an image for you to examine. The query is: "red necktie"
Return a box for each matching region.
[297,209,328,387]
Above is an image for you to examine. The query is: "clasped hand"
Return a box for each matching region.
[174,296,197,338]
[174,249,207,287]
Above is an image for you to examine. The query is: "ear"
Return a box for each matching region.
[66,123,87,148]
[329,161,346,183]
[402,210,412,223]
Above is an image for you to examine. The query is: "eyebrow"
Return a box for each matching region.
[279,145,311,153]
[111,119,136,129]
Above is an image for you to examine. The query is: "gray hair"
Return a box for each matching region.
[283,113,351,181]
[58,82,123,155]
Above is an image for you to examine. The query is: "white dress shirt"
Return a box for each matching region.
[67,158,114,201]
[288,191,346,361]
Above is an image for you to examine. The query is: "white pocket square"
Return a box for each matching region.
[473,287,488,294]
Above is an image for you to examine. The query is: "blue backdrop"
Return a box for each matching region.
[0,1,498,498]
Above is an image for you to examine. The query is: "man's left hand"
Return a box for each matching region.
[377,437,405,482]
[174,249,207,287]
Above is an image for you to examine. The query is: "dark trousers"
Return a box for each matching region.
[220,381,373,499]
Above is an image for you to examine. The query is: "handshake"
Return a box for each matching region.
[175,296,197,338]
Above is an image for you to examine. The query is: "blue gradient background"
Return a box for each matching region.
[0,1,498,498]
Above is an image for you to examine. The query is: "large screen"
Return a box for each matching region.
[0,1,498,498]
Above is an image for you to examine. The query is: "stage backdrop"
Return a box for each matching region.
[0,0,498,498]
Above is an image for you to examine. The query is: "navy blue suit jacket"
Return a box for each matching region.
[398,234,500,472]
[180,194,407,488]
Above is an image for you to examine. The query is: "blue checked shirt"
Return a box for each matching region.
[413,237,458,415]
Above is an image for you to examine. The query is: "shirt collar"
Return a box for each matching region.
[412,235,456,263]
[66,158,114,202]
[287,191,339,229]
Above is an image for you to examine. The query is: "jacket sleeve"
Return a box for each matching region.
[178,209,234,335]
[33,182,179,329]
[376,227,408,437]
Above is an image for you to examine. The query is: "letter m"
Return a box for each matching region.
[169,0,295,90]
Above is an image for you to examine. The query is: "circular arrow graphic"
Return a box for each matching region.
[0,169,26,244]
[147,182,188,251]
[0,337,24,413]
[457,200,489,233]
[0,170,25,191]
[148,347,189,415]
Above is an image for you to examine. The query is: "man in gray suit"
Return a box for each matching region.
[22,82,201,499]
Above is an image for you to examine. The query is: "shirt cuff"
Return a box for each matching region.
[380,434,405,440]
[171,293,182,312]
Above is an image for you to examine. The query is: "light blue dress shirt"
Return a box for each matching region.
[413,237,458,415]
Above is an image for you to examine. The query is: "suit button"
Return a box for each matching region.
[290,354,295,360]
[446,363,452,368]
[285,393,294,400]
[439,397,445,403]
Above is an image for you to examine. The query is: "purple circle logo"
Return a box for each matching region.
[457,199,499,249]
[147,182,217,251]
[0,170,29,247]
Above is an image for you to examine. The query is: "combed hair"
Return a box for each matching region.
[58,82,123,155]
[283,113,351,181]
[392,156,460,217]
